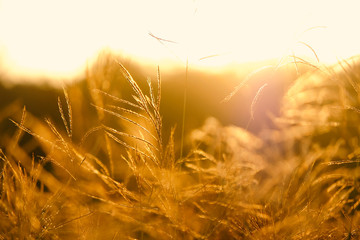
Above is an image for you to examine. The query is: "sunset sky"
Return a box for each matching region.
[0,0,360,81]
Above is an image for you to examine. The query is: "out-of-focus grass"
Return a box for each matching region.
[1,52,360,239]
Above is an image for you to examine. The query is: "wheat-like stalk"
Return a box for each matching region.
[2,53,360,239]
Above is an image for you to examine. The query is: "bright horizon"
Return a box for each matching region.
[1,0,360,82]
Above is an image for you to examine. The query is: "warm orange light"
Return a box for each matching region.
[0,0,360,81]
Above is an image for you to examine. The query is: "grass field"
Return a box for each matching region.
[1,53,360,239]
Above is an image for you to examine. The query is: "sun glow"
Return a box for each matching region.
[0,0,360,81]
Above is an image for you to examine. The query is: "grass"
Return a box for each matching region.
[1,52,360,239]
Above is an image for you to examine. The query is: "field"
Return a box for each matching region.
[1,53,360,239]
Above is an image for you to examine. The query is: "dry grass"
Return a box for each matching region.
[1,53,360,239]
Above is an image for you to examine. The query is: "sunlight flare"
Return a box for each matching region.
[0,0,359,80]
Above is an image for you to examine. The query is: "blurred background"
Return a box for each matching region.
[1,0,360,139]
[1,0,360,82]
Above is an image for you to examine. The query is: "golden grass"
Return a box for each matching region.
[1,53,360,239]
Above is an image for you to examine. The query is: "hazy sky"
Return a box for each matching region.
[0,0,360,80]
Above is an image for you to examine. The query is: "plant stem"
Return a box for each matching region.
[180,59,188,159]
